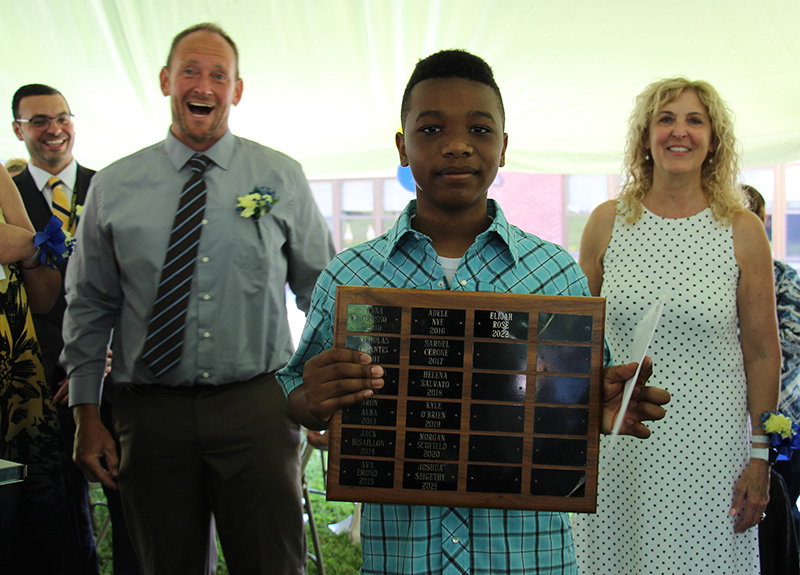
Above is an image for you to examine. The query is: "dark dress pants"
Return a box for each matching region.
[113,374,305,575]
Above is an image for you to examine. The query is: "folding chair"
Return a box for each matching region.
[88,482,111,546]
[301,435,326,575]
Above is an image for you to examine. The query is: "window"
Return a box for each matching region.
[341,180,376,249]
[565,174,611,256]
[308,181,334,236]
[308,177,414,252]
[306,166,800,266]
[741,168,775,240]
[382,178,411,234]
[784,165,800,262]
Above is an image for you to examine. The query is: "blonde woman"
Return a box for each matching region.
[572,78,779,574]
[0,163,64,572]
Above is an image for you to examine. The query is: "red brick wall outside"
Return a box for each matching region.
[488,172,565,247]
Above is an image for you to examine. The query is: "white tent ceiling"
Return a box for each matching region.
[2,0,799,178]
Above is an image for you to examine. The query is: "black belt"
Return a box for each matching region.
[131,371,276,396]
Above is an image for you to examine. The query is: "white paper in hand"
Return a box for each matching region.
[609,295,666,438]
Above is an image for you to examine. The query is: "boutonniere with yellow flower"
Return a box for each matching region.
[760,410,800,461]
[236,186,279,240]
[72,204,83,230]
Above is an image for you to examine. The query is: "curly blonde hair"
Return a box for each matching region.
[618,77,743,225]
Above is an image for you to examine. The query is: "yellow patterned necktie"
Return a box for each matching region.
[47,175,74,234]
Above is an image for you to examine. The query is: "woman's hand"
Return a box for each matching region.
[730,458,770,532]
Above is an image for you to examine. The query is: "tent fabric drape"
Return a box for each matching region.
[2,0,799,176]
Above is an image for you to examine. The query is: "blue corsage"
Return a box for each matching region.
[761,410,800,461]
[236,186,279,240]
[34,215,76,270]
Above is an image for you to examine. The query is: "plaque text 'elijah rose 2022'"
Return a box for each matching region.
[329,287,605,513]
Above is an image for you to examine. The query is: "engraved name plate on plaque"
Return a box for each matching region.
[328,286,605,513]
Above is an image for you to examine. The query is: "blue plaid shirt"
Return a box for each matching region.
[278,199,590,575]
[775,260,800,421]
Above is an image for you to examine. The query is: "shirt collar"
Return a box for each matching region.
[164,129,234,172]
[28,159,78,192]
[383,198,519,263]
[382,199,418,257]
[483,199,520,263]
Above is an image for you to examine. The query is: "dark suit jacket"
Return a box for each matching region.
[14,164,95,389]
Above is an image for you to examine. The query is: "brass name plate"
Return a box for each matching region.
[327,286,605,512]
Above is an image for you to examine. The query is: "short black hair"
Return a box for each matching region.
[400,49,505,129]
[166,22,240,79]
[12,84,67,120]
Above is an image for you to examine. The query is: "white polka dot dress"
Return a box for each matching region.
[571,204,760,574]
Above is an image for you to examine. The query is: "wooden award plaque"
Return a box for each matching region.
[327,286,605,513]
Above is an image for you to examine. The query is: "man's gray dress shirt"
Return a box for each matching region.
[64,130,335,405]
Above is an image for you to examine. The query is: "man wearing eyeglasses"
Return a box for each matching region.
[12,85,94,391]
[10,83,100,575]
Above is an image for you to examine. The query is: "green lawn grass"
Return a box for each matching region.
[90,449,362,574]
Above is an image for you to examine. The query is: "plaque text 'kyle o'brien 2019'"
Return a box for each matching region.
[328,286,605,513]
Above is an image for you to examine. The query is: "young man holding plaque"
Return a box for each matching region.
[277,50,670,575]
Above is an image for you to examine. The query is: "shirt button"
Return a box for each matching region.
[437,281,444,287]
[202,294,211,300]
[202,371,210,378]
[459,280,467,286]
[201,256,210,263]
[203,331,211,338]
[451,536,460,544]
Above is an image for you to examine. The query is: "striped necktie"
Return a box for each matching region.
[47,176,74,234]
[142,154,212,377]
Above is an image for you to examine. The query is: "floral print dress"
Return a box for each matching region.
[0,205,61,468]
